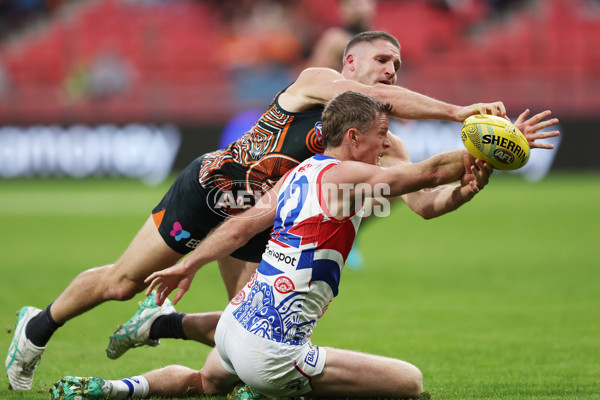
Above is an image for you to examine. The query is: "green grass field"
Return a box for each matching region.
[1,172,599,400]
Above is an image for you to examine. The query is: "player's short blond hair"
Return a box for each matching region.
[321,91,391,147]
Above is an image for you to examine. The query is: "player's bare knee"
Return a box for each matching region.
[200,368,235,395]
[199,372,221,395]
[107,280,145,301]
[182,371,204,396]
[76,265,132,300]
[101,268,146,301]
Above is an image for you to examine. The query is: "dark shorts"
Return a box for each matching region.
[152,155,271,263]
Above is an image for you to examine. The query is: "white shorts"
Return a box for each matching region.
[215,310,327,398]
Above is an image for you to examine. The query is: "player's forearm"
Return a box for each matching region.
[426,184,473,219]
[181,219,254,272]
[384,150,466,197]
[403,183,473,220]
[413,150,467,188]
[371,84,460,121]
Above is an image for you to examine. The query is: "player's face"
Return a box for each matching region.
[347,39,401,86]
[355,113,391,166]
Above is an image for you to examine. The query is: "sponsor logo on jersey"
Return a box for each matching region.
[230,289,246,305]
[304,345,319,367]
[296,162,312,173]
[265,245,298,266]
[274,276,295,294]
[307,123,324,154]
[170,221,190,241]
[247,272,258,288]
[185,238,201,249]
[314,121,323,142]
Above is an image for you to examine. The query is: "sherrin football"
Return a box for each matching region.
[461,114,530,170]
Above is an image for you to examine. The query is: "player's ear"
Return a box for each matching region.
[348,128,359,146]
[344,53,356,71]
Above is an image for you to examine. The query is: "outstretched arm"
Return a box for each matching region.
[326,145,474,199]
[321,148,482,220]
[281,68,506,122]
[400,156,493,219]
[145,182,282,305]
[378,134,493,219]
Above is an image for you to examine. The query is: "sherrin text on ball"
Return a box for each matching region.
[461,114,530,170]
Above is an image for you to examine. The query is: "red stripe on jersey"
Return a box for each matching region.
[316,162,363,222]
[288,214,357,260]
[316,163,337,219]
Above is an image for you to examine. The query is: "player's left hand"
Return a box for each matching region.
[513,109,560,149]
[460,155,493,199]
[455,101,507,121]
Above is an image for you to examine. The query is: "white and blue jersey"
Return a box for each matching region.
[225,153,364,346]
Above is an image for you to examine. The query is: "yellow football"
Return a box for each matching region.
[461,114,530,170]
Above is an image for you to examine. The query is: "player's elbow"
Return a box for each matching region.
[225,226,249,245]
[224,219,257,246]
[406,194,441,220]
[412,205,437,220]
[419,210,436,220]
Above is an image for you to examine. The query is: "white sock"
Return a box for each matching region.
[107,376,150,399]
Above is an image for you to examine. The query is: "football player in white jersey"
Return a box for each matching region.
[10,30,561,394]
[50,90,497,400]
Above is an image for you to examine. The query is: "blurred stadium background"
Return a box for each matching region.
[0,0,598,183]
[1,2,599,398]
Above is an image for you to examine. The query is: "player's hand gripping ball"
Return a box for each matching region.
[461,114,530,170]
